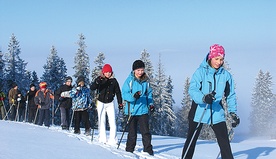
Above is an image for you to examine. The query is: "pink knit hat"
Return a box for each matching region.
[208,44,225,60]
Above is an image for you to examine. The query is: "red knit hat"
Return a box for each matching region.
[102,64,113,73]
[208,44,225,60]
[39,82,47,89]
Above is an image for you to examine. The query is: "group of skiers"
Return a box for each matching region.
[0,44,240,158]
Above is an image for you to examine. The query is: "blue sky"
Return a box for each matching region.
[0,0,275,133]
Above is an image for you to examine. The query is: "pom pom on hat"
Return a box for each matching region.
[102,64,113,73]
[132,60,145,71]
[208,44,225,60]
[39,82,47,89]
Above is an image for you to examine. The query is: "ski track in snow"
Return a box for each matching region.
[49,126,179,159]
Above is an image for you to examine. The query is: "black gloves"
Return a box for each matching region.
[118,104,124,110]
[149,105,155,113]
[230,112,240,127]
[203,91,216,104]
[133,91,141,99]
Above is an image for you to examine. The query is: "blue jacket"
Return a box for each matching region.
[122,72,153,116]
[189,55,237,124]
[69,86,92,110]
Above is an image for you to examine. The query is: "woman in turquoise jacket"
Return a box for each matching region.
[122,60,154,156]
[182,44,240,159]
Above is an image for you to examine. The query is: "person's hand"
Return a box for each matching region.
[118,104,124,110]
[37,105,41,109]
[133,91,141,99]
[149,105,155,113]
[17,97,21,102]
[76,87,81,91]
[230,112,240,127]
[203,91,216,104]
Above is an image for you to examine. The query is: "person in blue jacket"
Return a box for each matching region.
[181,44,240,159]
[61,76,92,135]
[122,60,155,156]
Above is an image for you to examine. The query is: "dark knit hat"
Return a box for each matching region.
[76,75,85,84]
[65,76,72,82]
[132,60,145,71]
[30,83,36,88]
[12,83,18,88]
[102,64,113,73]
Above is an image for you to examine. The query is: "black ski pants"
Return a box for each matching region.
[38,109,50,127]
[28,107,37,123]
[182,121,233,159]
[126,114,153,154]
[74,110,91,132]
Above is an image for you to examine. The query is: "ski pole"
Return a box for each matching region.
[182,104,209,159]
[69,109,75,131]
[54,103,60,114]
[15,102,20,122]
[24,93,29,122]
[115,108,122,124]
[182,82,213,159]
[117,100,137,149]
[91,106,97,142]
[33,107,39,124]
[1,100,8,120]
[3,104,13,120]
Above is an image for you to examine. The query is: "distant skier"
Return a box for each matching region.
[0,87,6,120]
[181,44,240,159]
[55,76,73,130]
[34,82,54,127]
[8,83,19,121]
[26,84,38,123]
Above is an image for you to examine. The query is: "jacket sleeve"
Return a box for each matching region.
[146,83,153,106]
[225,74,237,113]
[188,69,205,105]
[122,78,136,102]
[114,79,123,104]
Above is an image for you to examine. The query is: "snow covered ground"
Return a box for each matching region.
[0,120,275,159]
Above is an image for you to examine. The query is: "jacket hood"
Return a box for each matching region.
[129,71,149,83]
[199,53,225,75]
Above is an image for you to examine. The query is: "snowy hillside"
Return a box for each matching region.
[0,121,275,159]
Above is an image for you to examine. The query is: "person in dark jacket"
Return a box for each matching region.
[55,76,73,130]
[8,83,19,121]
[90,64,123,145]
[34,82,54,127]
[0,88,6,120]
[181,44,240,159]
[16,91,26,122]
[122,60,155,156]
[26,84,37,123]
